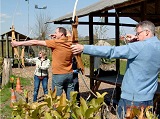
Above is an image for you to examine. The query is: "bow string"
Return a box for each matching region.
[21,30,32,68]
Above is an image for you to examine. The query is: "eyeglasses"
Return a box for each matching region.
[135,30,146,36]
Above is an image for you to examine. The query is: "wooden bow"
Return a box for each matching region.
[11,25,25,68]
[21,46,25,68]
[70,0,84,74]
[11,25,19,59]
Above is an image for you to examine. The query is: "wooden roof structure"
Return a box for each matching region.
[0,30,31,58]
[51,0,160,26]
[1,30,31,41]
[50,0,160,89]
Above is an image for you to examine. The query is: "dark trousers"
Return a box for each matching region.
[73,73,80,102]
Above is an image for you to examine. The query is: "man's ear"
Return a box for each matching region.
[146,30,150,36]
[61,33,64,37]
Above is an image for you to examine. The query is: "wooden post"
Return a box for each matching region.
[2,58,12,87]
[115,10,120,74]
[6,34,9,58]
[89,15,94,90]
[1,40,4,57]
[17,34,20,68]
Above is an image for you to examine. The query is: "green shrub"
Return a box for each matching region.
[12,89,108,119]
[0,75,31,118]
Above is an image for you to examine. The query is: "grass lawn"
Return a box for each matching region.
[0,76,31,118]
[120,60,127,75]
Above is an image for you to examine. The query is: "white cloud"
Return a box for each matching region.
[0,13,11,23]
[0,13,11,19]
[15,12,22,16]
[0,20,5,23]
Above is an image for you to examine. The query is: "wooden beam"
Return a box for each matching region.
[54,21,136,27]
[1,40,4,57]
[155,0,160,14]
[89,15,94,90]
[115,13,120,73]
[94,0,144,15]
[92,12,160,18]
[117,1,141,12]
[104,11,108,24]
[112,0,144,10]
[141,1,147,21]
[6,34,9,58]
[92,12,141,17]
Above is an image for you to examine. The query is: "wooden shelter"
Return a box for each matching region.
[50,0,160,90]
[0,30,31,58]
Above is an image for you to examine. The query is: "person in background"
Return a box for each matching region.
[11,27,74,100]
[71,20,160,118]
[26,50,50,102]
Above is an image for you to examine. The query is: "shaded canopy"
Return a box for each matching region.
[1,30,31,41]
[51,0,160,26]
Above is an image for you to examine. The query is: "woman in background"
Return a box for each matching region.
[26,50,50,102]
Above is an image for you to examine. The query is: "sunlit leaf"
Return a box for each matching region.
[30,102,39,110]
[72,106,83,118]
[63,112,70,118]
[14,115,23,119]
[70,91,78,102]
[96,92,101,97]
[59,93,67,107]
[88,98,96,107]
[31,109,40,119]
[80,97,88,115]
[45,112,53,119]
[37,102,48,109]
[52,110,62,118]
[52,87,57,98]
[85,107,94,118]
[23,89,28,98]
[145,106,158,119]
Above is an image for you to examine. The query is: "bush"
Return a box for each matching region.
[12,89,108,119]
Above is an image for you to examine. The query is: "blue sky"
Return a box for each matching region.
[1,0,137,38]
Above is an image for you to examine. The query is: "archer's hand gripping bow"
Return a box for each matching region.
[69,0,84,74]
[11,25,25,68]
[71,16,85,74]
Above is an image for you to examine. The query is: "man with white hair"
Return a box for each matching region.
[71,21,160,118]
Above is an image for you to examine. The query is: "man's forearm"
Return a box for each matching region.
[12,40,47,47]
[18,40,40,46]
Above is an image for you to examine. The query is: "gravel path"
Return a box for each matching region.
[12,66,116,101]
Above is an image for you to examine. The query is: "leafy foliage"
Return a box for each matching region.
[125,105,158,119]
[155,26,160,39]
[0,75,31,118]
[12,88,108,119]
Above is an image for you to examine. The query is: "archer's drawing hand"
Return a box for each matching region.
[71,44,84,54]
[125,34,138,42]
